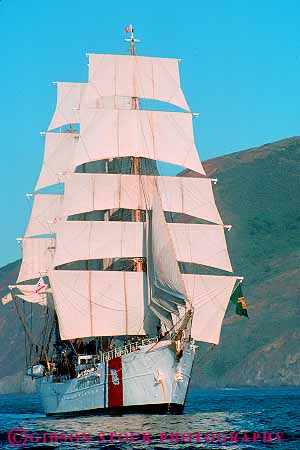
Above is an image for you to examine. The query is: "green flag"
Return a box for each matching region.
[230,283,249,318]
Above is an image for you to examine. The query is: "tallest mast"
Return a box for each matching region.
[125,25,143,271]
[129,26,136,56]
[125,25,140,111]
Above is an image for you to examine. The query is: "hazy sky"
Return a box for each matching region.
[0,0,299,266]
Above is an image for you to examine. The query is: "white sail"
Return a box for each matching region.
[74,109,204,174]
[52,221,143,267]
[169,223,232,272]
[35,132,79,191]
[97,95,132,110]
[158,176,222,223]
[88,54,190,111]
[183,274,238,344]
[52,220,230,271]
[62,173,223,224]
[25,194,63,237]
[49,270,152,340]
[48,82,82,130]
[48,82,132,131]
[17,237,55,283]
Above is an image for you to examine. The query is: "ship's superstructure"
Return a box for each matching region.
[2,27,246,416]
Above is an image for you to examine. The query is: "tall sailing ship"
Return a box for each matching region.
[3,27,248,416]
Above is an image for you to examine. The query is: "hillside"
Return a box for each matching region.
[191,136,300,386]
[0,137,299,392]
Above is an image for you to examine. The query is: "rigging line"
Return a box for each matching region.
[47,313,58,359]
[68,336,79,357]
[123,272,128,336]
[62,341,73,378]
[23,301,29,368]
[39,307,50,361]
[88,271,93,337]
[12,291,38,348]
[145,309,191,354]
[29,301,33,364]
[136,110,153,162]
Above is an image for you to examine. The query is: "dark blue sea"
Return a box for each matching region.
[0,387,299,449]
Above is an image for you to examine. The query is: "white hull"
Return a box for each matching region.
[36,340,195,416]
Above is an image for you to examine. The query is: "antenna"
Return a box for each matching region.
[124,24,140,56]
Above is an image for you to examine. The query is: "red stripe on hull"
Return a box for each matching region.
[108,357,123,408]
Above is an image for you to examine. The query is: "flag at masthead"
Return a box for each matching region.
[124,23,140,56]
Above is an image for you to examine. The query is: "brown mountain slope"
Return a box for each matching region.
[188,136,300,387]
[0,137,299,392]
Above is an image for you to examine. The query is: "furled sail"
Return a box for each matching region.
[49,270,153,340]
[88,54,190,111]
[8,284,49,307]
[16,293,47,306]
[74,109,204,174]
[147,190,188,314]
[25,194,63,237]
[62,173,223,224]
[17,237,55,283]
[183,274,238,344]
[35,132,79,191]
[149,302,173,331]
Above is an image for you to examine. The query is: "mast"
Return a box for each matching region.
[126,25,143,272]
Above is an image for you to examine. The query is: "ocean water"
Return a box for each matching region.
[0,387,299,449]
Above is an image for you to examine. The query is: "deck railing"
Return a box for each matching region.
[97,337,159,363]
[76,337,159,368]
